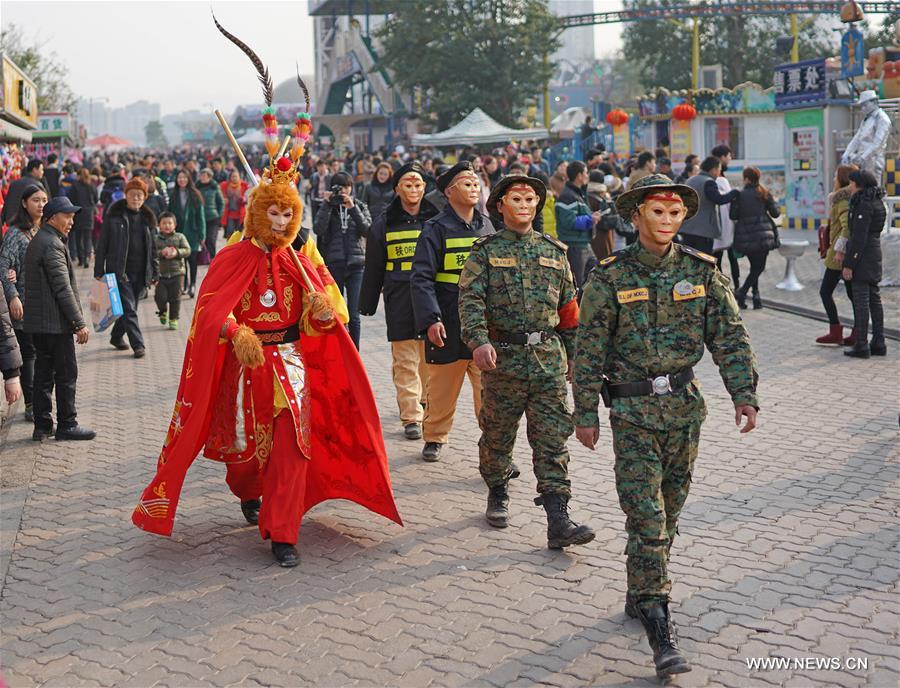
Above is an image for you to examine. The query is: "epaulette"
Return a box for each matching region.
[540,233,568,251]
[596,249,626,268]
[677,243,717,264]
[472,233,500,249]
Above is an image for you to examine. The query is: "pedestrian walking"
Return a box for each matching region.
[67,167,99,268]
[711,145,741,287]
[0,183,47,422]
[573,174,758,678]
[410,162,494,462]
[220,170,249,240]
[815,164,857,345]
[23,196,95,442]
[360,162,438,440]
[197,168,225,261]
[677,156,739,254]
[730,167,780,309]
[1,160,48,226]
[458,175,594,548]
[843,169,887,358]
[313,171,371,349]
[555,161,601,288]
[0,295,23,407]
[361,162,395,222]
[154,211,191,330]
[168,170,205,297]
[94,177,160,358]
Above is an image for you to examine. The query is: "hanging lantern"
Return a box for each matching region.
[672,103,697,121]
[606,109,629,127]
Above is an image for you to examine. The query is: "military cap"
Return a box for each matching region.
[614,173,698,220]
[436,161,476,193]
[392,161,426,189]
[485,174,547,222]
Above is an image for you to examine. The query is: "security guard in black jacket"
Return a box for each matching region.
[360,162,440,440]
[410,162,494,462]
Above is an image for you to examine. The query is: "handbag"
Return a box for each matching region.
[817,221,829,258]
[197,243,211,266]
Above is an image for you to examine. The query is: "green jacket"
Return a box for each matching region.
[573,241,759,430]
[825,187,852,271]
[458,228,578,378]
[169,188,206,251]
[197,180,225,222]
[155,231,191,277]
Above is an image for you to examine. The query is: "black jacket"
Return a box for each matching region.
[314,197,371,268]
[729,185,780,255]
[0,295,22,379]
[95,199,160,288]
[361,180,396,223]
[843,188,886,284]
[100,173,127,207]
[410,206,494,364]
[67,181,99,232]
[360,196,440,341]
[23,224,86,334]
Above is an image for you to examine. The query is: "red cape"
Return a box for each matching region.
[132,239,402,536]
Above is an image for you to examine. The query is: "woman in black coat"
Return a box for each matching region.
[361,162,395,222]
[729,167,780,309]
[842,169,887,358]
[67,167,99,268]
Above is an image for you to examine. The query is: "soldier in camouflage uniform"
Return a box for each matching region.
[459,176,595,549]
[572,174,759,678]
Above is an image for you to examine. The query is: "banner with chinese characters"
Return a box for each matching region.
[784,108,827,224]
[612,124,630,155]
[35,112,72,137]
[774,59,826,109]
[670,119,691,160]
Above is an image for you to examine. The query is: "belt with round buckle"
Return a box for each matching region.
[651,375,673,395]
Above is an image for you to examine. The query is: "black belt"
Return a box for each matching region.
[608,368,694,399]
[489,329,556,347]
[253,322,300,346]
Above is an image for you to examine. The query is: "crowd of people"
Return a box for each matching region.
[0,132,890,441]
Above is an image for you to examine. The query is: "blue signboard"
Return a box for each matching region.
[841,28,865,79]
[774,59,827,109]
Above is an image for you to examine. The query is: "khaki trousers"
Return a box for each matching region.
[391,339,429,425]
[423,359,482,444]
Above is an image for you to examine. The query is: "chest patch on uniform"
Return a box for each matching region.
[599,255,617,266]
[672,283,706,301]
[617,288,649,304]
[539,256,563,269]
[489,257,517,267]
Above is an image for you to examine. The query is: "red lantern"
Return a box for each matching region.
[606,109,629,127]
[672,103,697,121]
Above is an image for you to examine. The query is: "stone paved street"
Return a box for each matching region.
[1,263,898,688]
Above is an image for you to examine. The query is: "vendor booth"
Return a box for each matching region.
[411,108,548,147]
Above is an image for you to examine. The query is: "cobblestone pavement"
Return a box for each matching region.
[1,260,898,688]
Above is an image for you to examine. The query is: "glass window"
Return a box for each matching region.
[704,117,744,159]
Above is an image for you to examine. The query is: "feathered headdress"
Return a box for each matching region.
[213,12,312,185]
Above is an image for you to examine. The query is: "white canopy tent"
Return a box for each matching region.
[550,107,589,134]
[412,108,548,147]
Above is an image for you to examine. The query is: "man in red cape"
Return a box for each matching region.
[132,159,402,567]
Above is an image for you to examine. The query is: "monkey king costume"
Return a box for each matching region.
[132,18,401,566]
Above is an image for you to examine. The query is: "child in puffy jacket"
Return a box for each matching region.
[154,212,191,330]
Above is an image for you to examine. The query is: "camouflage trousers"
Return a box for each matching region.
[610,416,701,601]
[479,368,573,497]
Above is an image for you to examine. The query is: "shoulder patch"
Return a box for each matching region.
[472,233,500,249]
[597,250,626,268]
[541,233,568,251]
[677,243,717,264]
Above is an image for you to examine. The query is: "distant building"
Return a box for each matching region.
[76,98,161,146]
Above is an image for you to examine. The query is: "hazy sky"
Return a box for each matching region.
[3,0,624,115]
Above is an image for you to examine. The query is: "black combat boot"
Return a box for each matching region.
[485,484,510,528]
[241,499,261,525]
[536,494,595,549]
[636,600,692,678]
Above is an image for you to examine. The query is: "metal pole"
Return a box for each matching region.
[790,14,799,63]
[692,18,700,90]
[543,52,551,131]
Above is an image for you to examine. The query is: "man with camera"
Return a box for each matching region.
[313,171,371,349]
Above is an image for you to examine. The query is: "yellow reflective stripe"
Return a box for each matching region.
[443,250,471,271]
[387,242,417,260]
[385,261,413,271]
[435,272,460,284]
[386,229,421,242]
[445,236,478,249]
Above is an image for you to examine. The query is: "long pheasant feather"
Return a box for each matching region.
[296,62,310,113]
[212,11,273,106]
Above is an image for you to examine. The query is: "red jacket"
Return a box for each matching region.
[219,180,249,227]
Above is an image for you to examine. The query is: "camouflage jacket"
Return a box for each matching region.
[458,227,579,377]
[573,241,758,430]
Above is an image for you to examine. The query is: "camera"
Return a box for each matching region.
[329,184,347,205]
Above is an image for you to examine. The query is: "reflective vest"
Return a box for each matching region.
[385,225,422,273]
[436,235,479,284]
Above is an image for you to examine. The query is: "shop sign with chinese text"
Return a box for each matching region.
[774,59,826,109]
